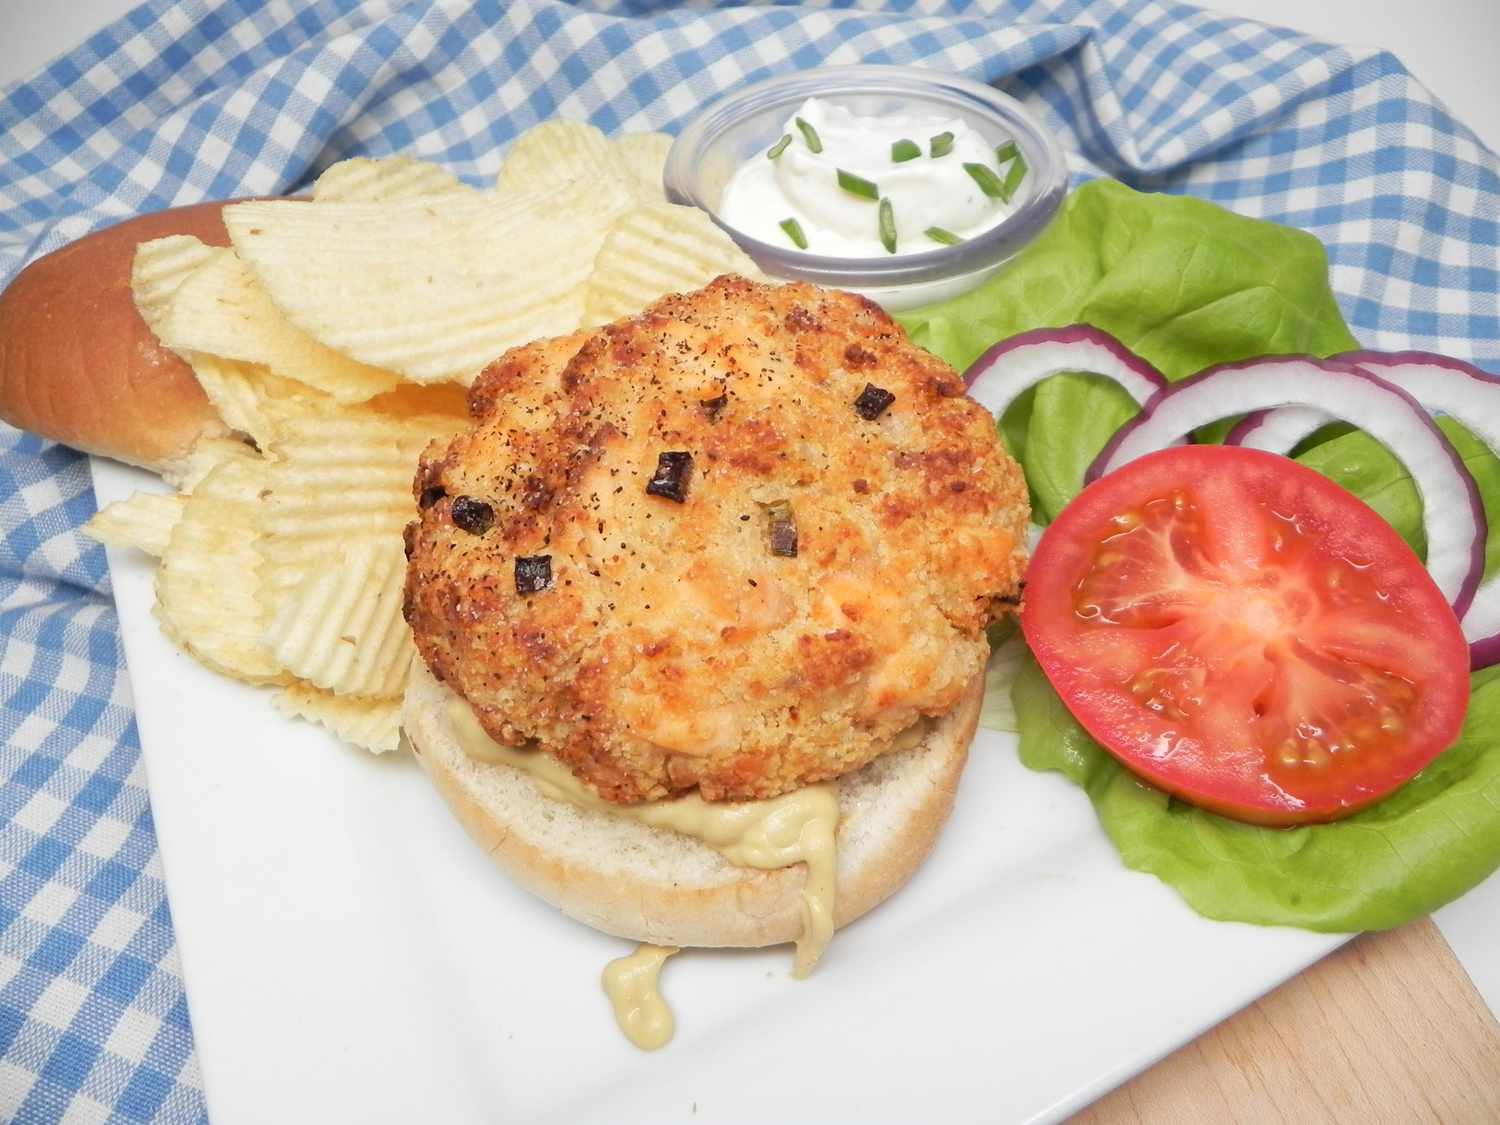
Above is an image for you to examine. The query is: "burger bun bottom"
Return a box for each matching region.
[402,659,981,950]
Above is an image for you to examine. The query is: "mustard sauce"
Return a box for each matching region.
[601,944,679,1050]
[445,698,841,978]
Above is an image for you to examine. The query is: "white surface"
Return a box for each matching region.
[0,0,138,84]
[95,461,1342,1125]
[1,0,1496,1118]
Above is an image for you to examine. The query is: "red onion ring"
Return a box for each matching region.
[962,325,1167,419]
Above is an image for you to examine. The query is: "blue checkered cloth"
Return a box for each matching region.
[1,1,1495,1120]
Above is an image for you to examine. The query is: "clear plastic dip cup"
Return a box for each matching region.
[665,64,1068,312]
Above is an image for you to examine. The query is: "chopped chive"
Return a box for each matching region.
[451,496,494,535]
[930,131,955,158]
[779,217,808,250]
[994,140,1019,165]
[925,226,963,246]
[836,168,880,201]
[1000,151,1028,202]
[646,451,694,502]
[514,555,553,595]
[878,197,897,254]
[766,501,798,557]
[963,161,1005,199]
[795,117,823,154]
[891,138,921,163]
[767,133,792,159]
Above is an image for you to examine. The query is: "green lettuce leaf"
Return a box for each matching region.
[898,177,1359,378]
[1296,419,1500,581]
[916,177,1500,930]
[979,631,1027,735]
[897,178,1359,522]
[1013,655,1500,932]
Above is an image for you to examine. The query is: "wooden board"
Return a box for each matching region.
[1075,918,1500,1123]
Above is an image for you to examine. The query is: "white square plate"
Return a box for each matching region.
[95,458,1342,1125]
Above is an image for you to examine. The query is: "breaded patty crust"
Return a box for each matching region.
[404,277,1028,803]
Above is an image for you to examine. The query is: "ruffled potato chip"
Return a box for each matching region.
[186,353,313,451]
[224,181,629,383]
[497,119,633,194]
[255,409,463,599]
[262,539,413,698]
[131,234,219,330]
[585,201,763,327]
[157,246,402,403]
[365,380,471,422]
[83,492,186,557]
[314,156,473,203]
[160,435,261,492]
[612,131,674,199]
[273,683,403,754]
[155,459,283,682]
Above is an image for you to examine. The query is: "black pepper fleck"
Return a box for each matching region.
[522,476,552,510]
[451,496,494,534]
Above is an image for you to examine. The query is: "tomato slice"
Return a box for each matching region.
[1020,445,1471,826]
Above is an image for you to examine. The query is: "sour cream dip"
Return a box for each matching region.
[719,96,1025,258]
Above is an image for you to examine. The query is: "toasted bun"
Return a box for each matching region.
[403,659,982,949]
[0,203,234,474]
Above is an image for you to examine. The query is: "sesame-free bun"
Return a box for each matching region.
[0,202,234,474]
[402,658,981,949]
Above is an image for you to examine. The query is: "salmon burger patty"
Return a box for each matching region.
[403,276,1029,804]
